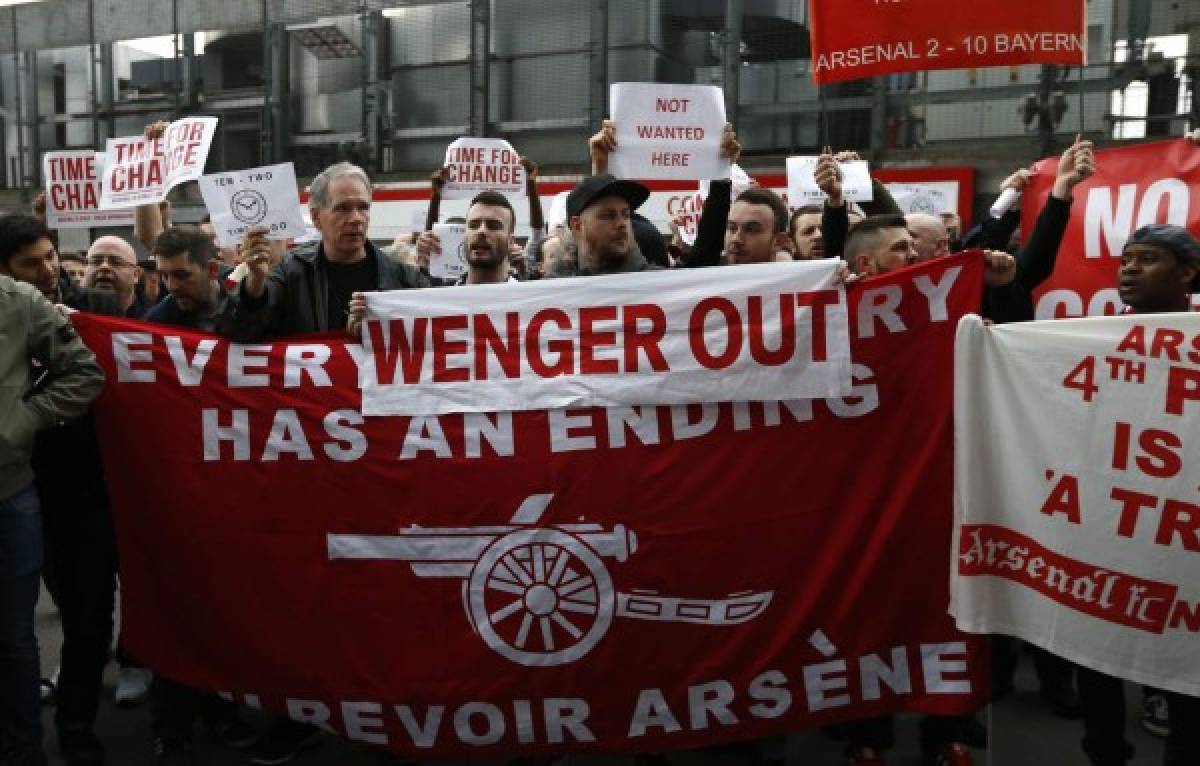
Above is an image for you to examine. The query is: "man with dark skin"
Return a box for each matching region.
[1077,224,1199,766]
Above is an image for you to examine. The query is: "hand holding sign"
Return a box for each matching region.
[441,138,525,200]
[239,226,274,299]
[787,152,874,207]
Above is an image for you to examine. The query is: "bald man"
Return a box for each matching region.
[905,213,950,264]
[83,236,143,317]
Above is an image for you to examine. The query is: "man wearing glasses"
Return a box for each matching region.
[82,237,144,318]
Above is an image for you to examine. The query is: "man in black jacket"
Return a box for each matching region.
[221,161,428,343]
[220,162,426,765]
[0,214,119,766]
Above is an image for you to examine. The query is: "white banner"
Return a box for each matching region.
[197,162,307,247]
[950,313,1200,697]
[359,260,852,416]
[429,222,467,280]
[43,151,136,228]
[98,117,218,209]
[785,157,873,206]
[887,182,959,215]
[608,83,729,181]
[441,137,525,200]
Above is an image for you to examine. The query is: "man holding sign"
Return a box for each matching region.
[222,162,428,342]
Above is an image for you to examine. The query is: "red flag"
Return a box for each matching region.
[808,0,1086,84]
[1025,139,1200,318]
[76,255,987,758]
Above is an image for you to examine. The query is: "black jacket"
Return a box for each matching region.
[218,240,429,341]
[30,274,122,518]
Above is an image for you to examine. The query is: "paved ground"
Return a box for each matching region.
[35,588,1166,765]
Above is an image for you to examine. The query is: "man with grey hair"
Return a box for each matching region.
[221,161,428,342]
[905,212,950,264]
[221,162,427,765]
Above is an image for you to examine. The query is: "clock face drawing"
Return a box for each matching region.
[231,190,268,225]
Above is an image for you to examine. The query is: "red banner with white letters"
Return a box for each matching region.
[808,0,1085,84]
[1025,139,1200,319]
[75,254,986,759]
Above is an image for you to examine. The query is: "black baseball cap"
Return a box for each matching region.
[567,174,650,218]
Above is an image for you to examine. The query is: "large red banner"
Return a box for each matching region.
[807,0,1086,84]
[76,255,986,758]
[1025,139,1200,319]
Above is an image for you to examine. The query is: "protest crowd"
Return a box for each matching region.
[2,19,1200,766]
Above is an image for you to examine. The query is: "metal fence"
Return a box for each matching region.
[0,0,1196,192]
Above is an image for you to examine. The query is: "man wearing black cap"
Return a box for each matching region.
[553,174,654,277]
[1076,223,1199,766]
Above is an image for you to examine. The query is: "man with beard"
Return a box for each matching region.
[82,236,144,318]
[458,191,520,285]
[789,205,825,260]
[548,174,652,277]
[144,227,229,330]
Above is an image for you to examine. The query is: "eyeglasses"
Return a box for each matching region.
[85,254,135,269]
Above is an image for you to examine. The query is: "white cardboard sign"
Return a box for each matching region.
[429,222,467,280]
[197,163,307,248]
[441,137,525,200]
[609,83,729,181]
[98,117,218,209]
[42,150,135,228]
[785,157,873,206]
[886,182,959,215]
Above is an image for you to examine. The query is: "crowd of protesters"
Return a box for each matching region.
[1,116,1199,766]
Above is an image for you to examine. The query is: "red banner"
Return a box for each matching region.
[808,0,1085,84]
[76,255,986,758]
[1025,139,1200,319]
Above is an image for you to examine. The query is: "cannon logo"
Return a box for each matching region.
[327,494,773,667]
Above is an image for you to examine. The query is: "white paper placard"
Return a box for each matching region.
[785,157,874,206]
[98,117,218,209]
[441,137,525,200]
[197,163,307,247]
[609,83,729,181]
[886,182,959,215]
[430,222,467,280]
[547,191,570,229]
[43,150,135,228]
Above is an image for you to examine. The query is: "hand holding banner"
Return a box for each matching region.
[441,137,525,200]
[197,163,307,247]
[609,83,729,181]
[42,150,135,228]
[98,116,218,209]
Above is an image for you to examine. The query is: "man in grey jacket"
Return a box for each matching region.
[0,274,104,766]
